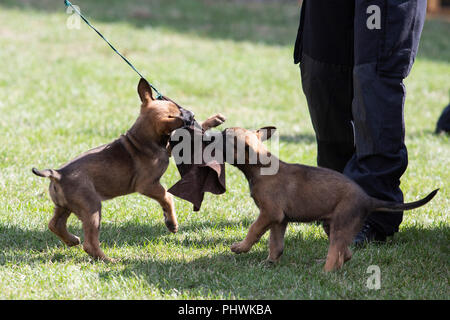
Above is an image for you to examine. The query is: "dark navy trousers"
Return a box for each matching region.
[294,0,426,235]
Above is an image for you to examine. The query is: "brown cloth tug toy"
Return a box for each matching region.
[168,115,226,211]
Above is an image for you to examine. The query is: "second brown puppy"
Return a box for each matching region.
[224,127,438,271]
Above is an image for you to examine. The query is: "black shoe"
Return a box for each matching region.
[352,222,387,247]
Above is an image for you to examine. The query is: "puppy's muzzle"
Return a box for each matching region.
[179,108,195,128]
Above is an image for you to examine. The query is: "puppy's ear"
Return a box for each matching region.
[137,78,154,103]
[256,126,277,141]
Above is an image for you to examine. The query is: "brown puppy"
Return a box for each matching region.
[32,78,225,261]
[224,127,438,272]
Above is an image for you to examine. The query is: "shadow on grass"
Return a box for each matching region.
[1,217,448,298]
[0,217,254,252]
[106,223,449,298]
[1,216,448,252]
[0,0,449,63]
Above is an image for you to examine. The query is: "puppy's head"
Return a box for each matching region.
[137,78,195,136]
[223,126,276,165]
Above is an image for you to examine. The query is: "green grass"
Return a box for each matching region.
[0,0,449,299]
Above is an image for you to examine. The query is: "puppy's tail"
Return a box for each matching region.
[371,189,439,212]
[32,168,61,181]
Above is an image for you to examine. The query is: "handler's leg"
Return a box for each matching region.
[296,0,356,173]
[345,0,427,242]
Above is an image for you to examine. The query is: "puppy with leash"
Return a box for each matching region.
[32,78,225,261]
[32,1,225,261]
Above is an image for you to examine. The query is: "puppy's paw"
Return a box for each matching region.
[213,113,226,123]
[263,258,278,267]
[230,241,249,254]
[65,235,81,247]
[202,113,226,130]
[165,220,179,233]
[88,254,116,264]
[102,257,118,264]
[266,256,280,264]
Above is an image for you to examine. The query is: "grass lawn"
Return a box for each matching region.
[0,0,448,299]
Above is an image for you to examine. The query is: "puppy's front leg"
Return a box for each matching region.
[267,222,288,263]
[201,114,226,131]
[140,183,178,233]
[231,212,274,254]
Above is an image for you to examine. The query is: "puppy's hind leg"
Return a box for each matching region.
[323,228,353,272]
[49,206,80,247]
[73,198,111,262]
[80,207,111,261]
